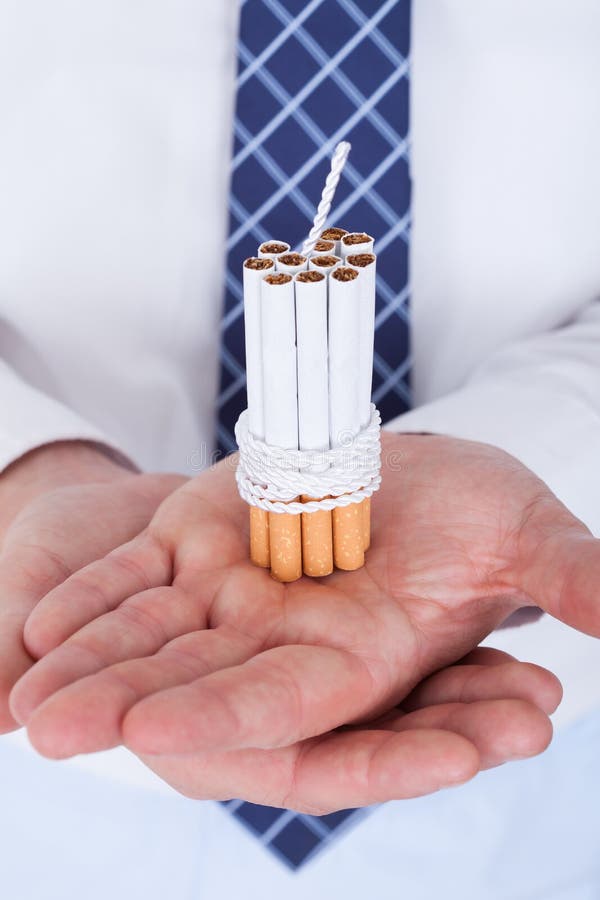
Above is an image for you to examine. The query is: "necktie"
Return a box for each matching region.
[217,0,412,869]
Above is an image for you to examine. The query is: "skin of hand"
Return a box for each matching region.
[0,441,185,733]
[12,430,599,812]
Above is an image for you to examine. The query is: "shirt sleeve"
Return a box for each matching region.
[386,299,600,535]
[0,358,133,473]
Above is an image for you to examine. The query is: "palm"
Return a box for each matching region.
[11,433,599,810]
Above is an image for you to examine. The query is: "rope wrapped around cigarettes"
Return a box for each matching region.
[235,142,382,582]
[235,404,382,513]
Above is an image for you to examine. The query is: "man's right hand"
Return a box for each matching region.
[0,440,184,732]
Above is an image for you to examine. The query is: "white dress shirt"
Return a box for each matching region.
[1,2,599,897]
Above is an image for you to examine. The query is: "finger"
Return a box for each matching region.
[12,582,209,723]
[140,702,550,811]
[0,606,35,732]
[403,661,563,715]
[385,699,553,770]
[123,644,381,755]
[141,729,479,814]
[519,522,600,637]
[0,544,75,733]
[23,627,259,759]
[23,532,172,659]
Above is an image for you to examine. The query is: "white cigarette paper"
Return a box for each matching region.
[243,257,275,439]
[328,267,362,446]
[309,254,341,276]
[258,240,291,260]
[276,253,308,276]
[261,274,299,451]
[295,272,329,453]
[347,253,377,429]
[340,232,374,258]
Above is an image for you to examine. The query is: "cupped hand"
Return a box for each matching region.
[11,432,598,808]
[131,648,560,812]
[0,441,184,732]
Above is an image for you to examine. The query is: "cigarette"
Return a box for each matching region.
[295,269,333,577]
[243,257,275,567]
[346,253,377,430]
[328,266,365,571]
[320,226,348,257]
[309,254,342,276]
[346,252,377,550]
[258,240,291,260]
[312,239,335,255]
[276,252,309,276]
[340,232,374,257]
[243,258,275,437]
[261,272,302,582]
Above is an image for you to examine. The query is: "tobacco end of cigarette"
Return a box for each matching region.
[260,241,289,255]
[245,257,275,271]
[264,273,293,285]
[321,227,348,241]
[296,270,325,283]
[278,253,307,267]
[331,266,359,282]
[342,232,373,247]
[312,255,340,268]
[314,240,335,253]
[347,253,376,268]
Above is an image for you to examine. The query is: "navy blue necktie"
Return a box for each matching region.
[217,0,412,869]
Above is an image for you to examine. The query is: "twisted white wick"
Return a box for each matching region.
[301,141,351,256]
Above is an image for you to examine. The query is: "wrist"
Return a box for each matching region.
[0,441,133,529]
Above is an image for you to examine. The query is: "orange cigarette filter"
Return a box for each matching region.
[250,507,270,568]
[332,503,365,571]
[301,496,334,577]
[269,506,303,582]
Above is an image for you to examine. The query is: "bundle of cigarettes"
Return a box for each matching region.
[240,227,379,582]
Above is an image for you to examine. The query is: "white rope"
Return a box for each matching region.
[235,405,382,515]
[301,141,352,256]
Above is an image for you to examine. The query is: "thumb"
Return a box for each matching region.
[519,519,600,637]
